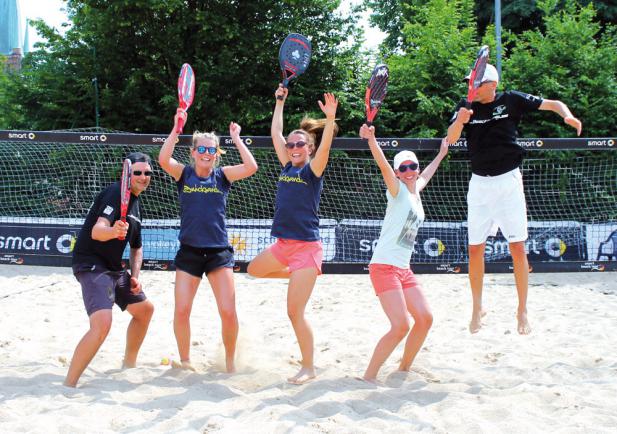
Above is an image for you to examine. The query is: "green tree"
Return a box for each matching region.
[503,0,617,137]
[475,0,617,36]
[5,0,365,135]
[374,0,480,137]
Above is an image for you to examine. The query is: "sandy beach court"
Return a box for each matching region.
[1,265,616,433]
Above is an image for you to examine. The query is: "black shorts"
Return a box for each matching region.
[174,244,234,278]
[72,264,147,316]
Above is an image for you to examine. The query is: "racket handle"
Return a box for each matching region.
[118,216,127,240]
[465,101,472,110]
[176,116,185,134]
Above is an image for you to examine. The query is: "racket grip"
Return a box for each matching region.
[465,101,472,110]
[176,117,185,134]
[118,217,127,240]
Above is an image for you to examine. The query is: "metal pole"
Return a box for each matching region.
[92,46,100,128]
[92,77,100,128]
[495,0,502,77]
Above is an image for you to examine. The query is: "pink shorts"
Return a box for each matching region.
[269,239,323,275]
[368,263,421,295]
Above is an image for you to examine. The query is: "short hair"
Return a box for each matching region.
[126,152,151,165]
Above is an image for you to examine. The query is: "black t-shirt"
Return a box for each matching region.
[72,182,142,271]
[450,90,543,176]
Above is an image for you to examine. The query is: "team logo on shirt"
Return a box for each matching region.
[183,185,223,194]
[103,205,114,215]
[492,105,506,116]
[279,175,307,185]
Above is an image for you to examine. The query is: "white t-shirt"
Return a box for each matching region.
[370,180,425,269]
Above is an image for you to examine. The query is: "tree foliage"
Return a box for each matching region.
[503,0,617,137]
[2,0,364,135]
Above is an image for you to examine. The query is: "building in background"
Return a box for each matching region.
[1,0,30,71]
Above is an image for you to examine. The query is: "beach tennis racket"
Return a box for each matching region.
[176,63,195,133]
[118,158,131,240]
[365,63,389,126]
[465,45,489,109]
[277,33,311,100]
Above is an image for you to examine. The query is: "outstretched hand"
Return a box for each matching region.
[275,84,288,101]
[456,107,473,124]
[174,108,187,130]
[564,116,582,136]
[438,137,449,158]
[359,124,375,140]
[318,93,338,119]
[229,122,242,141]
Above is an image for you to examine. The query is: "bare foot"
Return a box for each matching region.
[225,359,236,374]
[359,375,380,385]
[287,366,316,385]
[63,380,77,388]
[122,360,136,369]
[469,309,487,334]
[171,359,197,372]
[517,311,531,335]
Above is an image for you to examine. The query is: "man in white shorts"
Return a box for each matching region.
[446,64,582,335]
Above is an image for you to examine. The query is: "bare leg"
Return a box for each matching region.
[510,241,531,334]
[207,267,238,373]
[246,248,289,278]
[399,286,433,371]
[468,243,487,333]
[64,309,112,387]
[123,300,154,368]
[286,268,318,384]
[363,290,410,382]
[173,269,200,369]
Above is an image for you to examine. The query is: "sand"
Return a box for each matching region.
[0,265,616,433]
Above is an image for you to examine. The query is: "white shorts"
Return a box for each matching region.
[467,168,528,245]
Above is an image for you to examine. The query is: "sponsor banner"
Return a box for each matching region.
[0,223,79,257]
[124,219,338,262]
[479,221,586,262]
[335,220,465,264]
[3,130,611,151]
[585,223,617,261]
[227,219,337,262]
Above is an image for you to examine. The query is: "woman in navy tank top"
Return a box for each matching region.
[247,84,338,384]
[159,109,258,372]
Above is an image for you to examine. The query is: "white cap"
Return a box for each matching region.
[464,63,499,83]
[393,150,419,170]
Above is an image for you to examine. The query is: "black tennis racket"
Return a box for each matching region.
[465,45,489,109]
[277,33,311,99]
[365,63,389,126]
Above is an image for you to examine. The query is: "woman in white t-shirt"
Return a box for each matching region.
[359,124,449,383]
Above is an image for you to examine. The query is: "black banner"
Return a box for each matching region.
[1,130,614,151]
[335,221,466,264]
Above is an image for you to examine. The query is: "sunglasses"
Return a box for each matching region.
[195,146,217,155]
[398,162,419,173]
[285,141,307,149]
[132,170,153,176]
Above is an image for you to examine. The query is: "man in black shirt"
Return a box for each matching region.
[446,64,581,335]
[65,152,155,387]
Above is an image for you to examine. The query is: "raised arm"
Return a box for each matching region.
[158,109,186,181]
[360,124,399,197]
[539,99,582,136]
[309,93,338,178]
[417,138,449,192]
[272,84,290,166]
[222,122,259,182]
[446,107,472,145]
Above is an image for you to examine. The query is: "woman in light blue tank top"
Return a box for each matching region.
[159,109,258,373]
[247,84,339,385]
[360,123,449,383]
